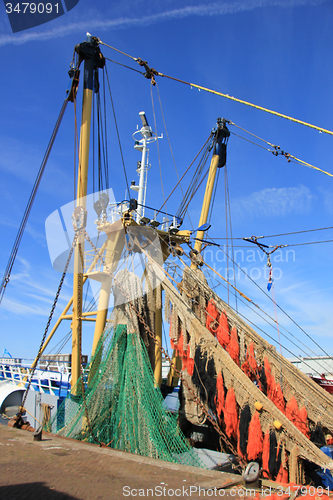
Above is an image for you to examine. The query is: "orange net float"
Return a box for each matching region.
[264,357,274,394]
[216,310,230,347]
[262,494,290,500]
[175,330,184,358]
[302,496,330,500]
[226,326,240,366]
[285,396,300,429]
[247,411,263,461]
[174,330,189,373]
[262,431,270,478]
[267,376,277,402]
[241,360,252,378]
[299,406,310,438]
[186,353,194,376]
[180,349,188,372]
[205,298,219,335]
[215,372,225,423]
[275,455,289,484]
[272,383,286,414]
[224,387,238,439]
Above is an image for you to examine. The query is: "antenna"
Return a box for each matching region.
[131,112,162,222]
[139,111,152,138]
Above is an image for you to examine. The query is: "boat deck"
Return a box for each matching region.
[0,425,245,500]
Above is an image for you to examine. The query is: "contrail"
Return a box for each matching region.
[0,0,327,46]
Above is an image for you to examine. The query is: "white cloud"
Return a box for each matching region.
[235,280,333,359]
[231,184,314,220]
[0,0,328,46]
[318,187,333,214]
[1,296,51,316]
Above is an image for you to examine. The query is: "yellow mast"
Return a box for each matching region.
[191,118,230,267]
[166,119,230,388]
[71,35,105,392]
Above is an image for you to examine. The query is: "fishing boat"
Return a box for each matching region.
[2,33,333,488]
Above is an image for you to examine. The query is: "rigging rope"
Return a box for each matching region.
[150,83,166,210]
[213,240,333,248]
[229,126,333,178]
[157,133,213,215]
[20,232,78,412]
[176,138,213,220]
[73,97,79,201]
[173,241,333,379]
[225,166,238,311]
[224,166,230,305]
[103,69,110,189]
[105,65,130,195]
[0,99,68,305]
[154,82,196,229]
[98,40,333,138]
[285,239,333,247]
[213,226,333,240]
[204,235,333,362]
[130,228,333,378]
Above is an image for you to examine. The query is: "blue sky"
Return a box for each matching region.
[0,0,332,368]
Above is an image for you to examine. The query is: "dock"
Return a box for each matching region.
[0,425,246,499]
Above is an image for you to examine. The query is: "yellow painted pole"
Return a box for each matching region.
[21,293,76,385]
[191,154,220,266]
[154,285,163,388]
[31,240,108,377]
[90,232,125,357]
[165,153,220,386]
[71,85,93,393]
[166,349,182,387]
[88,230,125,384]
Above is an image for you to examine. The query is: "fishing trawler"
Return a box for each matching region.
[1,33,333,488]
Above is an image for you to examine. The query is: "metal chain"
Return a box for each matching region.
[77,242,102,445]
[83,230,245,469]
[20,233,78,413]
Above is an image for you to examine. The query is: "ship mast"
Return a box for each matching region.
[71,34,105,391]
[191,118,230,268]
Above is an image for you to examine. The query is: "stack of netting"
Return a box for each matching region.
[47,324,203,468]
[163,267,333,482]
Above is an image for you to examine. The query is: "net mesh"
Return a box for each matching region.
[48,323,204,468]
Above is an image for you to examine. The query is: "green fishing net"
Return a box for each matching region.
[48,324,204,468]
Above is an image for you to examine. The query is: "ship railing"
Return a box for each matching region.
[110,200,182,232]
[0,358,89,398]
[0,359,70,397]
[84,248,105,274]
[95,200,181,232]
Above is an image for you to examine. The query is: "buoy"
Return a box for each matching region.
[273,420,282,430]
[255,401,263,411]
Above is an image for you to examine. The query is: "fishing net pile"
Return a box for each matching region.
[48,322,203,468]
[165,265,333,483]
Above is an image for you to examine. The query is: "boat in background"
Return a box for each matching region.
[311,375,333,395]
